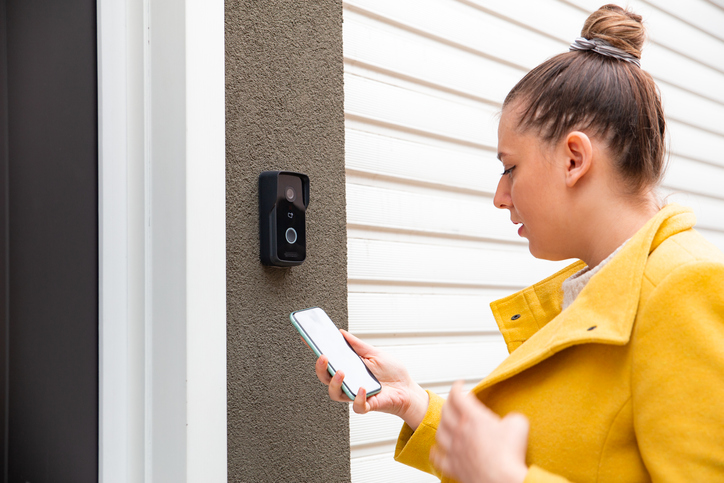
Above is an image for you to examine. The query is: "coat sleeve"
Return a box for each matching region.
[394,394,575,483]
[394,390,446,476]
[631,261,724,481]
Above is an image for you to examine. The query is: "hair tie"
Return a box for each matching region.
[569,37,641,67]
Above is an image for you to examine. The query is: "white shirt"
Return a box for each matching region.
[561,240,629,311]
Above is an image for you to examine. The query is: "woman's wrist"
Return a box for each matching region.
[401,384,429,431]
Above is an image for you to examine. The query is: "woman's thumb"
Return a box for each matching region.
[340,329,375,357]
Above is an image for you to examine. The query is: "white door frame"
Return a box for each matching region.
[97,0,227,481]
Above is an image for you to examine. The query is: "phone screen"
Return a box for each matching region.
[291,307,381,399]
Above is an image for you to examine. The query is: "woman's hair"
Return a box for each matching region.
[503,4,666,193]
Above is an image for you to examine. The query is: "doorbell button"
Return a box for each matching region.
[285,227,298,244]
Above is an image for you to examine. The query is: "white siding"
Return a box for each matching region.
[343,1,724,481]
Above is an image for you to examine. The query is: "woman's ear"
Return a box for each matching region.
[562,131,593,188]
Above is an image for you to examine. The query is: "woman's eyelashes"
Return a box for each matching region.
[501,166,516,177]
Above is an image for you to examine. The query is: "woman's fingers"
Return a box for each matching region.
[429,445,448,475]
[504,412,530,435]
[436,404,456,452]
[352,387,370,414]
[328,370,349,402]
[435,419,454,452]
[340,329,377,358]
[446,380,464,405]
[448,380,497,423]
[503,411,531,459]
[436,382,465,453]
[434,381,531,482]
[315,355,332,384]
[430,444,454,477]
[441,381,466,424]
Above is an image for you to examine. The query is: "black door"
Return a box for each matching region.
[0,1,99,481]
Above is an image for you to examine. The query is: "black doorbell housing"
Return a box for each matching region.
[259,171,309,266]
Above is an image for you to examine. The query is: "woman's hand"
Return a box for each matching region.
[314,329,429,430]
[431,381,529,483]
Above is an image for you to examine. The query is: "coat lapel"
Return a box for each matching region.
[473,204,696,394]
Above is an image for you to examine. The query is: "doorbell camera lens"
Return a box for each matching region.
[285,186,296,202]
[285,227,298,244]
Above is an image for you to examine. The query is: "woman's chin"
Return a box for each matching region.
[527,243,567,262]
[526,242,541,259]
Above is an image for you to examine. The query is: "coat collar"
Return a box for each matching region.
[473,204,696,393]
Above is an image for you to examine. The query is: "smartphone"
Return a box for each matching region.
[290,307,382,400]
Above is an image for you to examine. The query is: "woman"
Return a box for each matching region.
[316,5,724,482]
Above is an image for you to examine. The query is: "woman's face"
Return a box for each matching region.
[494,108,573,261]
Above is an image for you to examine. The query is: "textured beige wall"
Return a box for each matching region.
[225,1,349,481]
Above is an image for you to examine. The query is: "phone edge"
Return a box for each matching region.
[289,308,380,401]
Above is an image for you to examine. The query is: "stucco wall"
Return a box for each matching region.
[225,1,349,481]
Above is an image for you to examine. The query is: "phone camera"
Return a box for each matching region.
[285,227,298,244]
[285,186,296,202]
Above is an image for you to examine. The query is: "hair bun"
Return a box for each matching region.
[581,4,645,59]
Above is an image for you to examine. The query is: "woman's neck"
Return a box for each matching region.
[576,194,660,268]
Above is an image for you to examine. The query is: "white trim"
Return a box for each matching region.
[98,0,227,480]
[142,0,154,480]
[185,0,227,479]
[146,0,187,479]
[143,0,153,483]
[97,0,130,480]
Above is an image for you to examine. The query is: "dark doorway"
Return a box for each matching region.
[0,1,99,482]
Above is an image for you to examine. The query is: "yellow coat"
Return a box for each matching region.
[394,204,724,482]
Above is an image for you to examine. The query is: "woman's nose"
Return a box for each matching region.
[493,176,511,210]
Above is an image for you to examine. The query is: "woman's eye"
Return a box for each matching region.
[501,166,516,176]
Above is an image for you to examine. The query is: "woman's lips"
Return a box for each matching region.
[510,220,524,237]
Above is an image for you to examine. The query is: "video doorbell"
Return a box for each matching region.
[259,171,310,267]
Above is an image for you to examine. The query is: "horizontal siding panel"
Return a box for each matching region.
[344,9,523,104]
[659,83,724,138]
[625,0,724,73]
[346,183,518,243]
[645,44,724,107]
[663,156,724,201]
[636,0,724,42]
[375,339,509,385]
[348,237,568,288]
[351,411,407,448]
[464,0,583,42]
[346,129,501,194]
[351,453,438,483]
[668,120,724,167]
[345,72,499,147]
[346,0,563,69]
[348,291,509,334]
